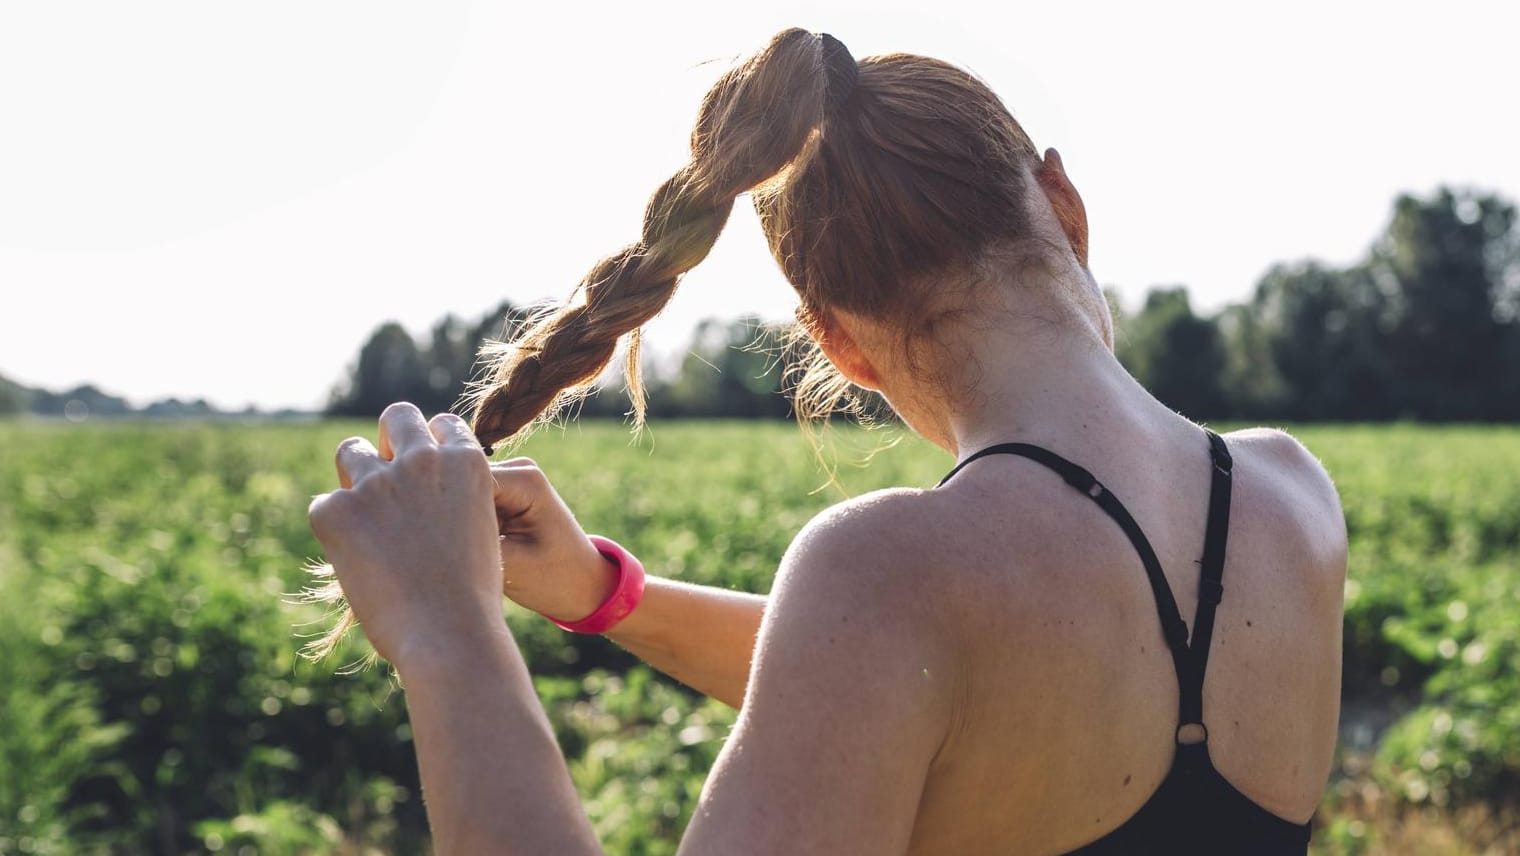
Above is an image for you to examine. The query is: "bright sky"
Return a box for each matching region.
[3,0,1517,410]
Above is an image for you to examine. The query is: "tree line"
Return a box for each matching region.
[323,304,795,422]
[0,375,299,420]
[327,186,1520,424]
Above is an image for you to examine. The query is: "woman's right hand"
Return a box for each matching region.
[490,458,618,623]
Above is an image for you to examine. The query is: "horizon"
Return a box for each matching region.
[4,1,1518,410]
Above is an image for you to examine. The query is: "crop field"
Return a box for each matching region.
[1,420,1517,854]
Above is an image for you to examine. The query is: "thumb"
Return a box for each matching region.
[489,458,554,533]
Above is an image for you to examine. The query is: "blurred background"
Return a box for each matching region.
[2,1,1518,854]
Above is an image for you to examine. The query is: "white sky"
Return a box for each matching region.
[2,0,1517,410]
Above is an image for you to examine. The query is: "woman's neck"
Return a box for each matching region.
[896,317,1161,459]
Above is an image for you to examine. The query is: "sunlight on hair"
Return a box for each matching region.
[295,559,375,672]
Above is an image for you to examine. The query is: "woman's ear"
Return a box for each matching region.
[1035,147,1090,268]
[811,308,882,391]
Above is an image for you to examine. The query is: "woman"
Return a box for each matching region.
[306,28,1346,854]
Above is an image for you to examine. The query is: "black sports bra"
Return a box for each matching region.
[938,428,1313,855]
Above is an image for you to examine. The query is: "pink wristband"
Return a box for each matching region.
[548,535,646,634]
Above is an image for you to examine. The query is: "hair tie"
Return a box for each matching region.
[818,33,858,112]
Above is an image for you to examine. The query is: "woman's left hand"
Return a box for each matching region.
[308,402,507,670]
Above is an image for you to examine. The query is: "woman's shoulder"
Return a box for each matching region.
[1217,427,1349,623]
[767,485,983,650]
[1223,426,1337,498]
[770,481,1046,645]
[1223,427,1348,565]
[755,487,970,740]
[778,486,958,598]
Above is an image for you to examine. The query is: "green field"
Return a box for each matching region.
[1,421,1517,854]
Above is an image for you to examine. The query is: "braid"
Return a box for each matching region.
[303,30,837,664]
[471,29,832,448]
[306,29,1063,664]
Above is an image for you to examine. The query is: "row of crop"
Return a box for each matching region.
[1,422,1517,854]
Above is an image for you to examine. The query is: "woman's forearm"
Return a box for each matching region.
[399,623,603,856]
[604,576,766,708]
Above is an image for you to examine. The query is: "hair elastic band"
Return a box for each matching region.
[818,33,858,111]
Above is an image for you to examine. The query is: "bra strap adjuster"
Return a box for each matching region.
[1176,721,1209,746]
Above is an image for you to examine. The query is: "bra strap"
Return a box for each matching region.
[1179,429,1233,737]
[938,443,1194,701]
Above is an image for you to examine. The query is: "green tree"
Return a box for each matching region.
[326,301,528,418]
[1372,188,1518,420]
[0,373,27,415]
[1116,287,1229,420]
[1248,262,1395,420]
[328,323,430,417]
[1215,302,1287,420]
[420,314,475,414]
[650,317,792,419]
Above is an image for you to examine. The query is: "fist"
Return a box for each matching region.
[308,403,506,667]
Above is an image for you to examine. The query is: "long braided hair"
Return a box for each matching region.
[467,27,1041,449]
[308,28,1053,660]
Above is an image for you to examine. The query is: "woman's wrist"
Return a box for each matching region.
[503,535,618,621]
[391,604,517,678]
[565,549,621,622]
[526,546,619,624]
[544,536,645,634]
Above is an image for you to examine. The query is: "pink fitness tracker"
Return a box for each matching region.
[547,535,646,635]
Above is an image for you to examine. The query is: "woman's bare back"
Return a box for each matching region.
[894,423,1346,854]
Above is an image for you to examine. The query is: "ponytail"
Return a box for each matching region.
[301,29,853,663]
[470,28,845,448]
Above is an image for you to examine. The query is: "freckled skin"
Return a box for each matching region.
[582,424,1346,855]
[892,427,1346,852]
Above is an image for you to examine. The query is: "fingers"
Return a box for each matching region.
[335,436,384,488]
[378,402,434,460]
[491,461,550,523]
[307,489,353,542]
[428,411,483,450]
